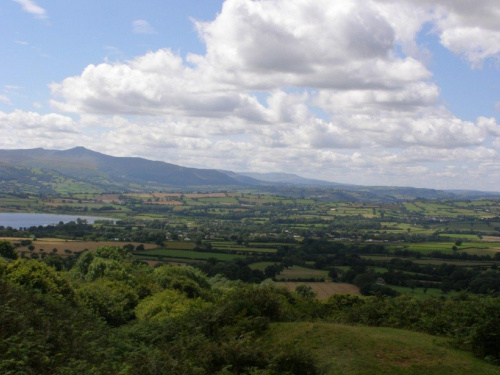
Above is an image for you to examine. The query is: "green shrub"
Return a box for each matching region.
[5,259,76,304]
[0,279,123,374]
[77,279,138,326]
[0,240,17,260]
[85,257,129,282]
[135,289,210,322]
[153,265,211,298]
[269,343,318,375]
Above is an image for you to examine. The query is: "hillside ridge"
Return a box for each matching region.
[0,146,499,200]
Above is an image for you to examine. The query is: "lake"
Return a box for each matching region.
[0,213,114,228]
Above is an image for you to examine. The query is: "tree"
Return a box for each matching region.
[153,265,210,298]
[328,268,339,282]
[94,245,128,261]
[5,259,76,303]
[0,240,18,260]
[77,279,138,326]
[43,254,65,271]
[295,284,316,299]
[85,258,128,282]
[135,289,209,322]
[264,264,280,279]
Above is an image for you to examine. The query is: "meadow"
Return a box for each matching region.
[263,322,500,375]
[139,248,247,261]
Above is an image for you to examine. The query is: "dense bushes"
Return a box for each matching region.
[0,280,123,374]
[77,279,139,326]
[4,259,76,304]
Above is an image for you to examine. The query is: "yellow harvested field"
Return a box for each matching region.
[125,193,152,198]
[277,282,360,299]
[153,193,182,198]
[483,236,500,242]
[185,193,228,198]
[97,194,122,203]
[4,238,157,255]
[152,201,183,205]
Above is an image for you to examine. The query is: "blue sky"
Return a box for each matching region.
[1,0,499,191]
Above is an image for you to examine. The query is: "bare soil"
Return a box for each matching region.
[277,282,360,299]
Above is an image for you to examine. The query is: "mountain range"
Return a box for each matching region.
[0,147,498,201]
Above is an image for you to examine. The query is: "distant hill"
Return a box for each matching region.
[216,170,266,186]
[0,147,498,201]
[227,172,500,202]
[237,172,342,186]
[0,147,241,193]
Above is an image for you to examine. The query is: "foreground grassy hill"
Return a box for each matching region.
[264,322,500,375]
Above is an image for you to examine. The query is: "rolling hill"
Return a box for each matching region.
[0,147,243,193]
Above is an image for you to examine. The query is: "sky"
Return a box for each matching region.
[1,0,499,191]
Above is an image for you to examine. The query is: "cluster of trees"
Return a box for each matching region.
[337,256,500,296]
[1,247,322,374]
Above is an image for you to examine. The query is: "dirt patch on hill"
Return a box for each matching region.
[277,282,360,299]
[7,239,157,256]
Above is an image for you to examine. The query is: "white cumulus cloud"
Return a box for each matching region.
[132,19,156,34]
[12,0,47,19]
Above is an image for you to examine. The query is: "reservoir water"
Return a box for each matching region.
[0,213,113,228]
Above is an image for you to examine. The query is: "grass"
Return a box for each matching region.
[207,241,277,253]
[263,322,500,375]
[139,248,247,261]
[439,234,484,240]
[387,285,447,299]
[164,241,196,250]
[361,255,496,268]
[275,266,329,281]
[249,261,276,271]
[388,241,500,256]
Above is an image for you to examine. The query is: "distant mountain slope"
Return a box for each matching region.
[237,172,341,186]
[0,147,241,191]
[217,170,265,186]
[0,161,103,195]
[233,172,500,201]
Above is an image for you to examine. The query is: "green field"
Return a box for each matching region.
[387,285,448,299]
[249,261,276,271]
[361,255,496,268]
[164,241,196,250]
[439,233,484,240]
[389,241,500,256]
[208,241,277,253]
[275,266,329,281]
[139,248,247,261]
